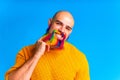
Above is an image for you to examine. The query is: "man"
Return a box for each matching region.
[5,10,90,80]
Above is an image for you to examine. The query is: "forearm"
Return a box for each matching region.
[8,51,43,80]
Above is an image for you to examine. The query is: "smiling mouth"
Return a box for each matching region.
[54,30,65,40]
[55,34,63,40]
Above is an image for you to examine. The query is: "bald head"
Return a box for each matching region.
[52,11,74,27]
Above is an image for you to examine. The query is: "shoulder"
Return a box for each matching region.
[21,44,35,51]
[64,42,89,70]
[64,41,84,55]
[17,44,35,60]
[64,41,87,61]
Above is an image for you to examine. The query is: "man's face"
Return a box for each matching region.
[48,12,74,41]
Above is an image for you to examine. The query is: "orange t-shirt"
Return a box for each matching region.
[5,42,90,80]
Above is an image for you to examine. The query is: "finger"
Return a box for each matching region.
[36,40,42,46]
[42,41,50,52]
[36,39,50,52]
[46,44,50,52]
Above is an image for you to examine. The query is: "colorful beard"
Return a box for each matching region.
[41,30,66,49]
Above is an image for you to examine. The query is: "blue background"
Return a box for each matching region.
[0,0,120,80]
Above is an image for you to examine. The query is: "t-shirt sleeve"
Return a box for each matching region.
[5,47,26,80]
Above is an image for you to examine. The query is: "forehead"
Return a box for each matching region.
[54,12,74,27]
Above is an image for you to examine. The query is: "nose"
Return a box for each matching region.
[59,26,65,33]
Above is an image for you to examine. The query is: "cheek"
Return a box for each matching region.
[65,33,70,39]
[52,25,60,30]
[65,31,72,38]
[49,25,59,33]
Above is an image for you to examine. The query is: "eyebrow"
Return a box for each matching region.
[55,20,72,30]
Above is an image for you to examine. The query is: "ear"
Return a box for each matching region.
[48,18,52,27]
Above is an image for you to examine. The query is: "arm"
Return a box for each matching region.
[8,40,49,80]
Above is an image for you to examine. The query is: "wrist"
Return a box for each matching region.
[33,51,44,59]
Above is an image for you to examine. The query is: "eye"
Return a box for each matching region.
[66,26,72,31]
[55,20,63,26]
[56,22,62,26]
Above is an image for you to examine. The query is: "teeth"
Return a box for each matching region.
[57,34,61,38]
[56,34,63,40]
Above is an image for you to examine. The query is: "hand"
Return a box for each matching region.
[34,39,50,56]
